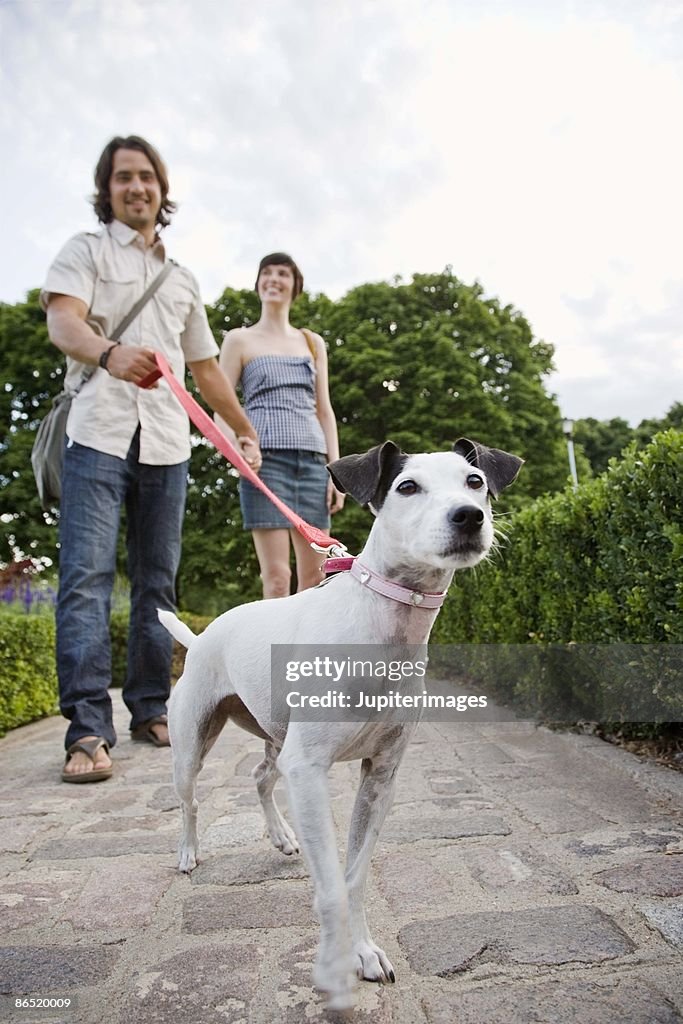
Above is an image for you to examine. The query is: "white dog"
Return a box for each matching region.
[160,438,522,1010]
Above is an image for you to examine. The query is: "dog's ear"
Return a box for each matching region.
[453,438,524,499]
[327,441,407,510]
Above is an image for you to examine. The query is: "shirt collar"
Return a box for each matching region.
[108,219,166,260]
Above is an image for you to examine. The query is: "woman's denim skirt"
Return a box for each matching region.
[239,448,330,530]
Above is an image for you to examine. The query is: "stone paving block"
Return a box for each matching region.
[191,849,308,886]
[594,856,683,896]
[374,850,457,916]
[506,789,605,833]
[0,795,83,817]
[567,827,683,859]
[398,905,635,975]
[201,811,265,851]
[119,943,258,1024]
[0,880,74,931]
[382,814,511,843]
[463,843,579,895]
[431,796,498,812]
[182,881,315,932]
[453,741,515,765]
[0,817,58,854]
[468,763,547,784]
[62,862,174,930]
[425,776,482,795]
[86,787,142,811]
[392,773,440,804]
[0,945,120,993]
[117,769,174,789]
[421,975,682,1024]
[579,780,668,825]
[73,813,176,834]
[640,899,683,948]
[31,833,177,860]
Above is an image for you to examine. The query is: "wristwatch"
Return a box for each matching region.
[99,343,119,373]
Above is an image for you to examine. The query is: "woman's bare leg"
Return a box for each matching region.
[252,529,292,598]
[290,529,326,592]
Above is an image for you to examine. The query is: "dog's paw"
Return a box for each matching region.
[178,847,198,873]
[353,939,396,984]
[269,820,300,857]
[313,955,357,1011]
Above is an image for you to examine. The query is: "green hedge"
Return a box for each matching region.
[432,430,683,721]
[110,610,212,687]
[0,610,211,735]
[0,614,59,736]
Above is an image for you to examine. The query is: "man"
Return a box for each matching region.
[41,135,261,783]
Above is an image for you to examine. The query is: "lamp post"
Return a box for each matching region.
[562,417,579,491]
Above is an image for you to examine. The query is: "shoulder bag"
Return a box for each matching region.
[31,261,175,508]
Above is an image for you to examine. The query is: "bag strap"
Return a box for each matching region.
[75,260,177,393]
[109,260,176,341]
[301,328,317,362]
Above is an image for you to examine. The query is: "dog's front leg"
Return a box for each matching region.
[277,748,356,1010]
[345,750,404,984]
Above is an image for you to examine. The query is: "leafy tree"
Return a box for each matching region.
[573,417,634,476]
[0,290,61,569]
[635,402,683,449]
[574,403,683,477]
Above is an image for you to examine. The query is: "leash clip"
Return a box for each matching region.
[311,542,350,559]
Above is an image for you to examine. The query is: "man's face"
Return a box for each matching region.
[109,147,162,234]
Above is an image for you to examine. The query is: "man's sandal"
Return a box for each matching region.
[131,715,170,747]
[62,737,112,784]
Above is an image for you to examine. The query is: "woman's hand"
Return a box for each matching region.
[327,479,345,514]
[238,436,262,471]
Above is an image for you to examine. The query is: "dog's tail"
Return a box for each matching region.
[157,608,197,649]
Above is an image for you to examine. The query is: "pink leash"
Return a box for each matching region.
[138,352,347,557]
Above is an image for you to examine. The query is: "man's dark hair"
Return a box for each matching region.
[255,252,304,301]
[92,135,177,228]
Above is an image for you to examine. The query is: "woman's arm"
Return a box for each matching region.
[311,333,345,514]
[188,351,261,468]
[215,329,247,443]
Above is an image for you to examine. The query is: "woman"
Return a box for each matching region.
[218,253,344,598]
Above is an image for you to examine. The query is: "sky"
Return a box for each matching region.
[1,0,682,426]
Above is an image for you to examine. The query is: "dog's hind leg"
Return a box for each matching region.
[174,763,200,873]
[169,689,232,874]
[171,729,202,873]
[253,741,299,856]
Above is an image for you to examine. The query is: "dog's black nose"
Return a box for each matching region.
[449,505,485,534]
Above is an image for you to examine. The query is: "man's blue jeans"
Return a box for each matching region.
[57,431,188,750]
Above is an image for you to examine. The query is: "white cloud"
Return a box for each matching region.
[1,0,682,424]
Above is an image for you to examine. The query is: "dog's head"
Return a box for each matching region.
[328,439,523,571]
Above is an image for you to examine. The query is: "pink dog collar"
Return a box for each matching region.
[322,556,447,609]
[323,557,356,574]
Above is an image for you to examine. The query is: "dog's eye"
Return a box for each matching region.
[397,479,420,496]
[467,474,485,490]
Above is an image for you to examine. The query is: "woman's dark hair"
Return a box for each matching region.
[92,135,177,229]
[255,253,304,301]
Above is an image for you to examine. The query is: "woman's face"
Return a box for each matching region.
[258,263,295,304]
